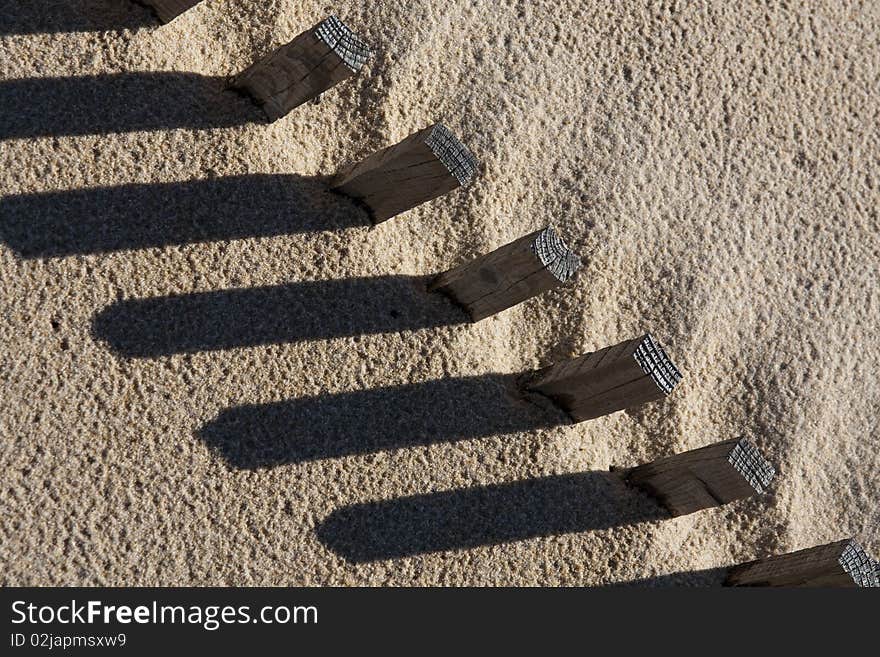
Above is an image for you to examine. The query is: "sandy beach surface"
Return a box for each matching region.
[1,0,878,585]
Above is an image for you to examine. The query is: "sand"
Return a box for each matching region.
[1,0,878,586]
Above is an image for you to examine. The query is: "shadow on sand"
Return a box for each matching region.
[0,1,157,35]
[0,72,261,139]
[609,567,730,587]
[0,175,365,258]
[316,471,668,562]
[197,373,569,468]
[92,275,468,357]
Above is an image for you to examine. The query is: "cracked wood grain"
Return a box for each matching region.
[726,539,880,587]
[332,123,478,223]
[523,334,682,422]
[430,226,581,321]
[617,438,775,517]
[231,15,371,121]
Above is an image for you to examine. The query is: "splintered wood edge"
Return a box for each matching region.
[531,226,581,283]
[726,438,776,494]
[632,333,682,395]
[315,15,373,72]
[839,540,880,587]
[424,124,479,187]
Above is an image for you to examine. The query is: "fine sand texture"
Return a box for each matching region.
[1,1,878,585]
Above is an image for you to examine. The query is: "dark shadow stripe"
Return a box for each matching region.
[0,73,261,139]
[0,175,364,258]
[197,374,567,468]
[0,1,156,35]
[316,472,667,562]
[92,275,467,357]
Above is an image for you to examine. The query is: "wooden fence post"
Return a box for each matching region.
[617,438,776,517]
[139,1,203,23]
[522,334,682,422]
[231,15,372,121]
[429,226,581,321]
[331,123,479,223]
[725,539,880,587]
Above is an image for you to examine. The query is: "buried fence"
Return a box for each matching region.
[64,3,880,586]
[231,15,373,120]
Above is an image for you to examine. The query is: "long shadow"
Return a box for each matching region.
[317,472,668,562]
[93,275,468,357]
[198,374,567,468]
[0,72,261,139]
[0,175,366,258]
[0,1,156,35]
[610,567,729,588]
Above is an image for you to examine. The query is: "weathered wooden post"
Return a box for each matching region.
[429,226,581,321]
[521,334,682,421]
[331,123,479,223]
[617,438,775,517]
[139,0,203,23]
[725,539,880,587]
[231,15,372,121]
